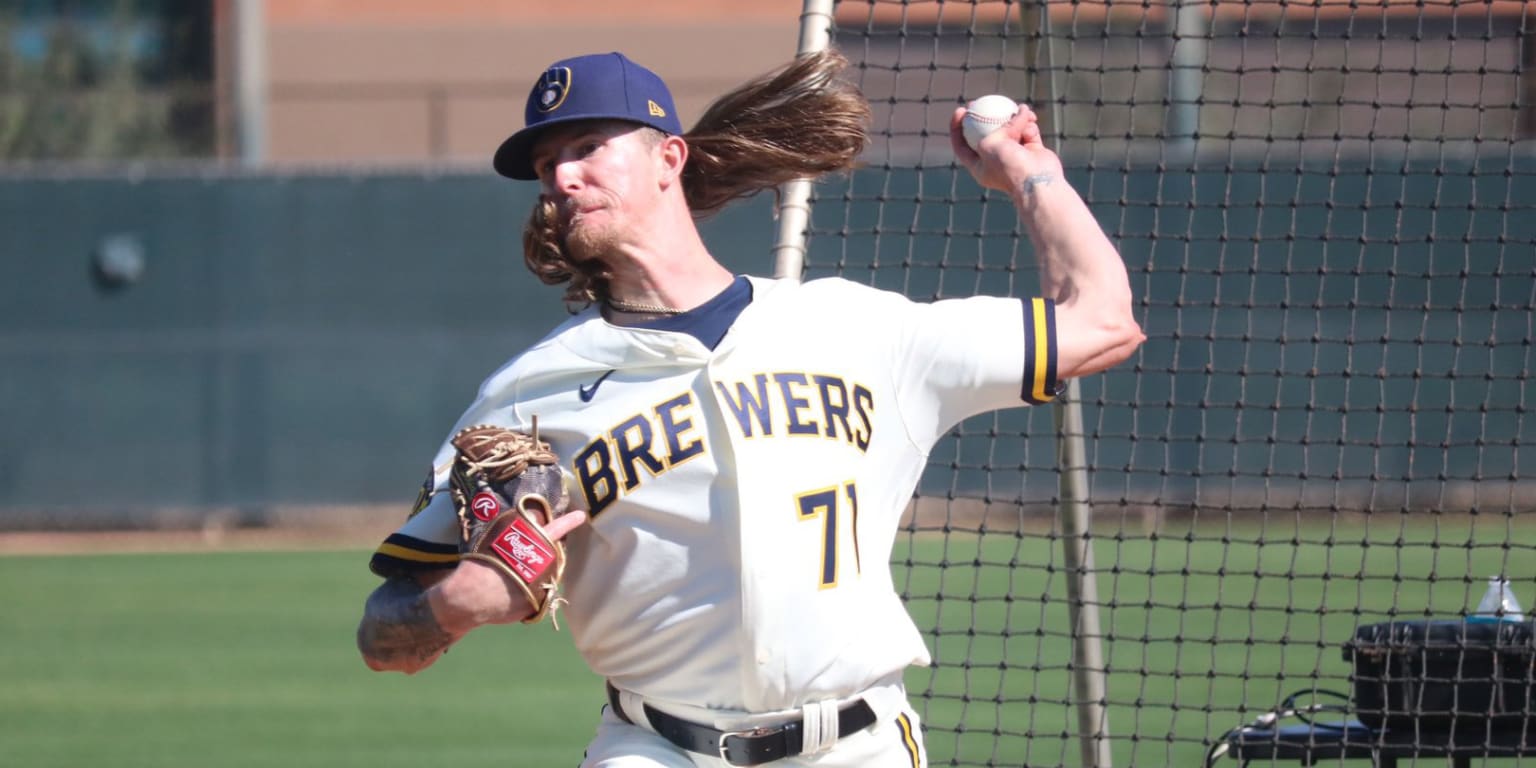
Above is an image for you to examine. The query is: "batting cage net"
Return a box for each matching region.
[804,1,1536,766]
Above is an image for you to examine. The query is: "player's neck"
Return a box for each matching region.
[602,246,732,317]
[600,214,732,317]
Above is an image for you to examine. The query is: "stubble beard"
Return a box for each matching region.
[558,215,624,304]
[563,216,620,265]
[559,193,629,269]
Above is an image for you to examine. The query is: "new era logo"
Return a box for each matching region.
[647,100,666,118]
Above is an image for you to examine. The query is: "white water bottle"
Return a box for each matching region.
[1470,576,1526,622]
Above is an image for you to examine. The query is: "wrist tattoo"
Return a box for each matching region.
[358,576,454,665]
[1021,174,1056,195]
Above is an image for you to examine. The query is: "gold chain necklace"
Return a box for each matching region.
[605,297,684,316]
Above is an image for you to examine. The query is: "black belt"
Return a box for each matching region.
[605,682,879,766]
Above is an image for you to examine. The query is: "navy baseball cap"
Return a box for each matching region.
[493,52,684,180]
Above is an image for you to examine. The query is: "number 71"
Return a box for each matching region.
[795,481,860,589]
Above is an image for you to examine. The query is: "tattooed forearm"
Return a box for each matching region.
[1021,174,1056,195]
[357,576,455,670]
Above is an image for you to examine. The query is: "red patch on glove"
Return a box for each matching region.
[489,518,556,582]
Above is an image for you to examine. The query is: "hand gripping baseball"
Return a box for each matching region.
[949,101,1063,195]
[448,421,575,627]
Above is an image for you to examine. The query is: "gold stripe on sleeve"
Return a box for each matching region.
[374,542,460,565]
[896,712,922,768]
[1031,298,1052,403]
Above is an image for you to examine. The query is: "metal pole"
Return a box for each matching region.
[234,0,268,166]
[1025,2,1114,766]
[1055,381,1114,768]
[428,86,448,159]
[1168,0,1210,155]
[1521,8,1536,138]
[771,0,836,281]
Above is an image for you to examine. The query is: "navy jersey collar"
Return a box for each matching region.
[624,275,752,350]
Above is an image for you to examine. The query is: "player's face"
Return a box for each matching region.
[530,121,665,262]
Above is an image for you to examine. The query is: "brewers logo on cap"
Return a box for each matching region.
[494,52,683,180]
[537,67,572,113]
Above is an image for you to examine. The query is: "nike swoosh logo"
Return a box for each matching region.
[579,369,616,402]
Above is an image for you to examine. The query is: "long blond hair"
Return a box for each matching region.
[521,49,870,306]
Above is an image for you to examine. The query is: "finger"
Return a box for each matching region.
[547,509,590,540]
[1021,120,1042,145]
[949,106,979,164]
[1010,107,1043,145]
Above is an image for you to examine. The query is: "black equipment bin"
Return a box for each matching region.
[1344,619,1536,733]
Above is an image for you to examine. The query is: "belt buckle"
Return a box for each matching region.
[717,726,778,766]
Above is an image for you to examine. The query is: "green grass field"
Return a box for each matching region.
[2,514,1532,767]
[903,514,1536,767]
[0,548,602,768]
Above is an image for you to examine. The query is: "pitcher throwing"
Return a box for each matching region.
[355,48,1144,767]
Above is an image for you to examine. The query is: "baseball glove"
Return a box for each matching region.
[448,421,573,626]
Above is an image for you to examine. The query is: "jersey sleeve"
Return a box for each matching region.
[365,338,544,578]
[892,294,1059,446]
[367,449,463,578]
[364,313,586,577]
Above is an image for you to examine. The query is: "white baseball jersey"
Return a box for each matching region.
[372,275,1058,713]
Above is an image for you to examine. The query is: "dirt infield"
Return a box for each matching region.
[0,504,402,556]
[0,525,394,556]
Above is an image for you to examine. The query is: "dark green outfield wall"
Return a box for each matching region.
[2,158,1532,524]
[0,173,776,522]
[804,157,1536,510]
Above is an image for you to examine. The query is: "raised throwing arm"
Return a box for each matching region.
[950,104,1145,379]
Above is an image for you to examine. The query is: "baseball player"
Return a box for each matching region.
[356,49,1143,768]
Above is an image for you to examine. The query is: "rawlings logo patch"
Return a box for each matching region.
[490,519,556,582]
[471,491,501,521]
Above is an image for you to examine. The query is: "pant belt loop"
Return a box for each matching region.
[606,682,646,728]
[821,698,843,752]
[799,699,839,755]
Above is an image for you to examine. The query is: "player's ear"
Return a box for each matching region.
[656,133,687,189]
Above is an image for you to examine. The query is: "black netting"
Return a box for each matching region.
[812,1,1536,765]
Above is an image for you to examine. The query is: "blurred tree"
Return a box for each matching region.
[0,0,213,161]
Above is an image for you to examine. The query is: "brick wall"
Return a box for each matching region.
[262,0,801,164]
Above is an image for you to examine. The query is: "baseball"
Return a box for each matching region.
[962,94,1019,150]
